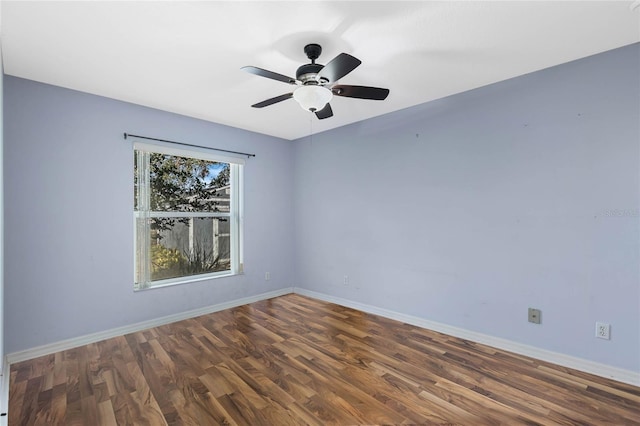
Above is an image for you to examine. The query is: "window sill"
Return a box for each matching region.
[134,271,243,292]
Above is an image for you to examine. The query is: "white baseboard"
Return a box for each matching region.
[294,287,640,387]
[6,287,294,365]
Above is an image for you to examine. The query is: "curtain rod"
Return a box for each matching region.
[123,133,256,158]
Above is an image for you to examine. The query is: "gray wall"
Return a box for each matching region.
[4,76,295,353]
[293,44,640,371]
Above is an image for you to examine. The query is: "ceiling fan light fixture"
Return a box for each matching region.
[293,85,333,112]
[243,43,388,120]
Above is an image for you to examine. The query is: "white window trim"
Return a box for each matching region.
[133,140,244,291]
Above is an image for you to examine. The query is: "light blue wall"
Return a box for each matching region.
[293,44,640,371]
[4,44,639,372]
[4,76,295,353]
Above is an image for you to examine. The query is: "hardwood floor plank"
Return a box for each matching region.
[79,395,98,426]
[538,364,640,404]
[294,354,408,425]
[196,376,241,425]
[9,294,640,425]
[96,399,118,426]
[235,356,297,405]
[32,387,52,425]
[125,361,167,425]
[124,337,180,423]
[49,383,67,425]
[217,391,271,426]
[417,388,488,425]
[19,376,44,425]
[64,398,83,426]
[8,377,26,425]
[109,392,134,425]
[214,362,269,410]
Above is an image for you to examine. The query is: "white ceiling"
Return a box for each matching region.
[2,1,639,140]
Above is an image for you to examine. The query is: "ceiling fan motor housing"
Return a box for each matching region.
[296,63,325,84]
[297,44,329,84]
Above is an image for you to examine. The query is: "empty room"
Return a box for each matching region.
[1,1,639,425]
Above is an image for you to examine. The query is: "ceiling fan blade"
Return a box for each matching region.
[251,93,293,108]
[332,85,390,100]
[242,66,297,85]
[315,103,333,120]
[317,53,361,82]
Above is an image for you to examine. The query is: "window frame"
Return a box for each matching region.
[133,140,244,291]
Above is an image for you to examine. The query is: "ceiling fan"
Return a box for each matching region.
[242,43,390,120]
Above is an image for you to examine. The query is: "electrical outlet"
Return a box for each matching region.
[528,308,541,324]
[596,322,610,340]
[264,272,270,281]
[343,275,349,286]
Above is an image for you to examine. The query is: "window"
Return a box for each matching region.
[133,141,244,290]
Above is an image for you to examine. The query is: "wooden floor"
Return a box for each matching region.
[9,294,640,425]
